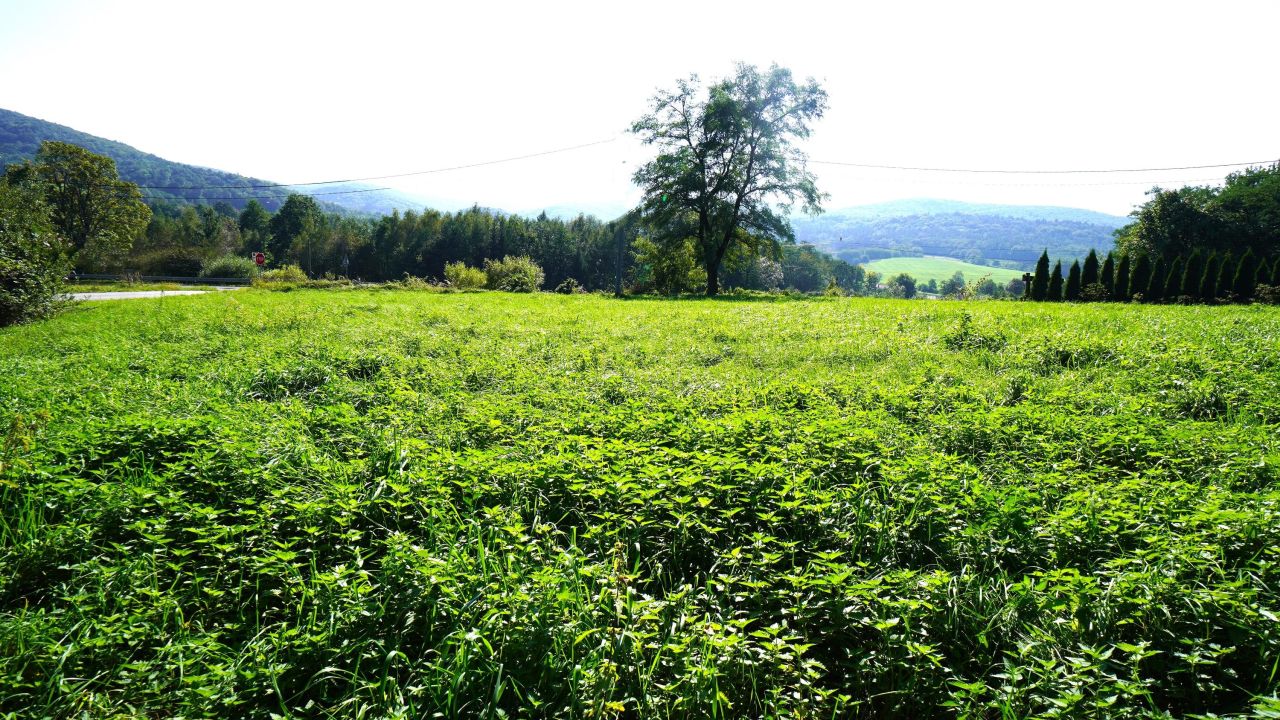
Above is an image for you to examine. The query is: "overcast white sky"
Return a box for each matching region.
[2,0,1277,217]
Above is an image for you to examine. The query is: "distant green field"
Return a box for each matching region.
[864,256,1025,286]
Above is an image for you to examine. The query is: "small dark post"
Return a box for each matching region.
[614,228,624,297]
[1022,272,1033,299]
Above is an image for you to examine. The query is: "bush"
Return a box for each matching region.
[444,262,487,290]
[200,254,260,279]
[1,182,70,326]
[555,277,583,294]
[484,255,544,292]
[128,247,205,276]
[252,265,308,286]
[1256,284,1280,305]
[397,274,433,290]
[1081,282,1109,302]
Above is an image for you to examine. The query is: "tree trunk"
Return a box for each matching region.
[705,247,721,296]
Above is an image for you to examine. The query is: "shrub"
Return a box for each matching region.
[397,274,433,290]
[444,262,487,290]
[1256,284,1280,305]
[942,312,1007,352]
[128,247,205,276]
[1,181,70,326]
[555,277,583,294]
[252,264,308,286]
[484,255,544,292]
[200,254,260,279]
[1081,282,1109,302]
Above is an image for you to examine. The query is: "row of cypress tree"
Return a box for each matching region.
[1027,248,1280,303]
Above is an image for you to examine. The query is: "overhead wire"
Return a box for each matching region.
[808,158,1279,174]
[73,135,1274,202]
[130,137,619,191]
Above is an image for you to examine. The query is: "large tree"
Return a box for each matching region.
[1115,254,1131,301]
[267,193,322,266]
[1180,250,1204,302]
[1,177,71,325]
[1048,260,1064,301]
[630,63,827,295]
[1081,249,1100,288]
[1065,260,1082,301]
[8,141,150,269]
[239,199,272,252]
[1031,249,1050,301]
[1101,251,1116,298]
[1146,256,1167,302]
[1130,255,1151,301]
[1114,163,1280,261]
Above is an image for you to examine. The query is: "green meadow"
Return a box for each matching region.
[2,290,1278,718]
[863,257,1026,287]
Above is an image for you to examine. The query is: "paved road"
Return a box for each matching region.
[69,287,244,301]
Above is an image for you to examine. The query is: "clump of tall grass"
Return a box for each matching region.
[199,253,260,279]
[444,262,487,290]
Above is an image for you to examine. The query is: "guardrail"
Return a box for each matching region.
[68,273,253,286]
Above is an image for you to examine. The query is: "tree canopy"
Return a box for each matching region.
[1115,163,1280,261]
[0,176,70,325]
[630,63,827,295]
[6,141,150,269]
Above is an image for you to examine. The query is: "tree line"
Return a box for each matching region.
[1023,162,1280,304]
[2,138,877,326]
[1026,246,1279,303]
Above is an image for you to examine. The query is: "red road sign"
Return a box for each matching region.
[254,252,265,266]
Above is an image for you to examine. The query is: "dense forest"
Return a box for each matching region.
[131,195,870,294]
[1,111,875,294]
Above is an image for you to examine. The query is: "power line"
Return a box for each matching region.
[138,185,398,202]
[126,174,1233,204]
[809,158,1278,174]
[131,137,619,190]
[799,175,1227,189]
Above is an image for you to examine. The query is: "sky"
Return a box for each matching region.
[1,0,1278,217]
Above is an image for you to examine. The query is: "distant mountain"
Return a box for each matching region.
[792,198,1129,268]
[294,181,448,215]
[816,198,1129,226]
[526,202,631,222]
[1,107,292,210]
[0,107,437,215]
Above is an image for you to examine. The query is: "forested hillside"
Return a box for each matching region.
[793,199,1126,268]
[0,108,428,214]
[0,108,295,210]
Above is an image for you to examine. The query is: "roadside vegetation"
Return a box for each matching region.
[63,280,187,293]
[2,291,1278,718]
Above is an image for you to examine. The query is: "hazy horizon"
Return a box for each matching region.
[2,0,1277,217]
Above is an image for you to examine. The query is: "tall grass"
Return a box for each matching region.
[1,292,1278,717]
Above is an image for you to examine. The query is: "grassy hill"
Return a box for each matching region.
[3,290,1278,718]
[863,256,1025,285]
